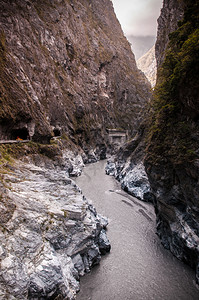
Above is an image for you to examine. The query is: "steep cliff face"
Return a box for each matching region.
[0,0,150,150]
[145,0,199,282]
[155,0,184,69]
[137,45,157,87]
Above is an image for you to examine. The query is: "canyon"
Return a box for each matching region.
[0,0,149,298]
[107,0,199,286]
[0,0,199,299]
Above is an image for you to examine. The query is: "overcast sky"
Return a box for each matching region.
[111,0,163,36]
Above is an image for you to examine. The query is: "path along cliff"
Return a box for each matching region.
[0,0,150,151]
[0,0,151,298]
[2,0,199,297]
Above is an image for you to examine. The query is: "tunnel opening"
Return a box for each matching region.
[11,128,29,140]
[53,128,61,137]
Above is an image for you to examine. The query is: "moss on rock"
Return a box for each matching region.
[146,0,199,165]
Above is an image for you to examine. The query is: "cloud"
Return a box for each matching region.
[111,0,163,36]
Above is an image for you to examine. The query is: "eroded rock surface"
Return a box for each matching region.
[0,154,110,299]
[145,0,199,283]
[0,0,150,150]
[105,126,153,202]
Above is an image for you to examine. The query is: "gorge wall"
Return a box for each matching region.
[106,0,199,284]
[0,0,150,152]
[0,0,152,298]
[145,0,199,283]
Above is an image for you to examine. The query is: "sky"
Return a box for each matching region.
[111,0,163,37]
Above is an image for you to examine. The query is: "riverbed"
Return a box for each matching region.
[76,160,199,300]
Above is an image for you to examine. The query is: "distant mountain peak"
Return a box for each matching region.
[137,45,157,87]
[127,35,156,60]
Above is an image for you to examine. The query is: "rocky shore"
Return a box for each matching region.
[0,149,110,299]
[105,128,154,203]
[105,159,152,202]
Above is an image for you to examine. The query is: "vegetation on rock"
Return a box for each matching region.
[146,0,199,164]
[145,0,199,284]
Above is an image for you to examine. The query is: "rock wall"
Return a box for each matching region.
[0,142,110,299]
[0,1,152,297]
[105,124,153,202]
[155,0,184,69]
[137,45,157,88]
[145,0,199,283]
[0,0,150,150]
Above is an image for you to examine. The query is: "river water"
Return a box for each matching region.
[75,160,199,300]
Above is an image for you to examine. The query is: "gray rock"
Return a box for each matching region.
[72,254,85,277]
[105,126,155,202]
[120,163,151,201]
[0,156,110,299]
[82,255,90,273]
[106,157,153,202]
[97,214,109,229]
[98,229,111,255]
[105,160,116,176]
[87,245,101,267]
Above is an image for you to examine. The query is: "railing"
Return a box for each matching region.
[0,140,30,144]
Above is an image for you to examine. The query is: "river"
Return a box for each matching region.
[75,160,199,300]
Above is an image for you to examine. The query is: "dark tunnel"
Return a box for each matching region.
[11,128,29,140]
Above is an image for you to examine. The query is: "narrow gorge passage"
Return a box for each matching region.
[76,160,199,300]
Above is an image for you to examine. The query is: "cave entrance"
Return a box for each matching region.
[53,128,61,137]
[11,128,29,140]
